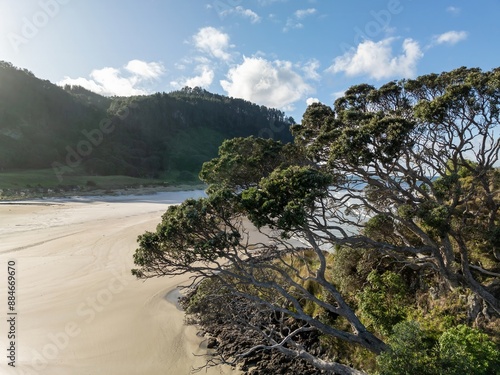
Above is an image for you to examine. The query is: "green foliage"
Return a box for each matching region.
[329,116,415,166]
[364,214,397,243]
[291,102,337,162]
[199,136,296,191]
[377,322,500,375]
[0,62,104,169]
[240,166,332,233]
[488,226,500,249]
[325,83,416,167]
[416,202,452,235]
[357,271,409,335]
[133,196,240,277]
[433,173,460,200]
[176,170,200,183]
[409,288,469,338]
[330,247,382,297]
[166,127,226,173]
[439,325,500,375]
[376,321,437,375]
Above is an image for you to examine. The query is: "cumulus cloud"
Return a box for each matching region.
[433,30,468,45]
[185,72,214,88]
[124,60,164,79]
[170,28,234,91]
[306,97,320,106]
[327,38,423,80]
[59,76,105,93]
[184,66,215,88]
[58,60,165,96]
[220,56,313,109]
[222,6,261,23]
[193,27,231,61]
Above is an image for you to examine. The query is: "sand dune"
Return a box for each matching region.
[0,191,239,375]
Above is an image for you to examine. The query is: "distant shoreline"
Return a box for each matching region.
[0,183,207,202]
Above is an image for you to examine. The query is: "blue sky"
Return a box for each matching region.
[1,0,499,120]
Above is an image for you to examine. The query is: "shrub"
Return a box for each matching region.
[357,270,409,335]
[376,321,437,375]
[377,322,500,375]
[438,324,500,375]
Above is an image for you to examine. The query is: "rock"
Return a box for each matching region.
[206,337,218,349]
[196,330,206,337]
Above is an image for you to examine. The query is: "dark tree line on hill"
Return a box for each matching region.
[0,61,294,179]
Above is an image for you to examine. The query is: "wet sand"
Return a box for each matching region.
[0,191,239,375]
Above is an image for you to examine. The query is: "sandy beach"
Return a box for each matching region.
[0,191,239,375]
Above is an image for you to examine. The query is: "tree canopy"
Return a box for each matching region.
[133,67,500,374]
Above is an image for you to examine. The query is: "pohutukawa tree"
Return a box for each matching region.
[133,67,499,374]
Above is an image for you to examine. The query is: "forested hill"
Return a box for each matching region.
[0,61,294,180]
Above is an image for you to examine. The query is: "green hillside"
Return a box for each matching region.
[0,61,294,184]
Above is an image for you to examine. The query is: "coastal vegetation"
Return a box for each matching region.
[133,67,500,374]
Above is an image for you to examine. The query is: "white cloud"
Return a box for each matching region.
[194,56,212,65]
[446,6,461,15]
[124,60,164,79]
[58,76,105,93]
[184,66,215,88]
[284,7,316,31]
[284,18,303,31]
[193,27,231,61]
[257,0,288,5]
[170,28,233,91]
[433,30,468,45]
[170,63,215,90]
[332,91,346,100]
[327,38,423,80]
[175,63,187,71]
[220,56,313,109]
[295,8,316,19]
[306,97,320,106]
[58,60,165,96]
[302,59,321,80]
[222,6,261,24]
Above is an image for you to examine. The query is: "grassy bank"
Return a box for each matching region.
[0,169,205,200]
